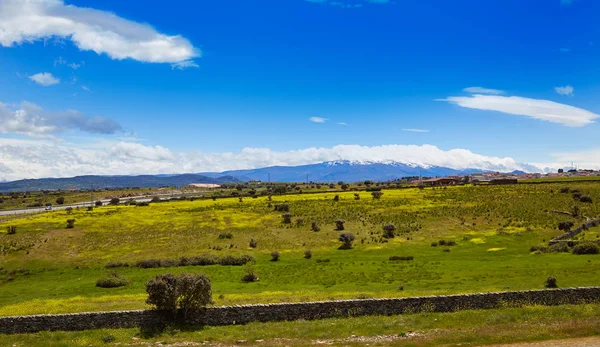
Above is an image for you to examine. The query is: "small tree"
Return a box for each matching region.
[333,195,340,202]
[580,195,593,203]
[271,251,280,261]
[56,197,65,205]
[382,223,396,239]
[7,226,16,235]
[95,200,103,207]
[304,250,312,259]
[338,232,355,249]
[311,221,320,232]
[282,213,293,224]
[241,265,259,282]
[371,191,384,199]
[249,239,258,248]
[177,273,212,315]
[109,198,120,205]
[66,219,76,229]
[274,204,290,212]
[146,273,179,312]
[335,219,345,231]
[558,221,574,232]
[545,276,558,288]
[354,193,360,200]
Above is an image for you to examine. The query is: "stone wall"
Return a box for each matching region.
[1,287,600,334]
[549,219,600,244]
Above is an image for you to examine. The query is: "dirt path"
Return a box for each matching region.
[485,336,600,347]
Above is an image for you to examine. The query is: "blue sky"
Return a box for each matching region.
[0,0,599,179]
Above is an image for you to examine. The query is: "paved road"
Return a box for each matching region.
[0,193,204,216]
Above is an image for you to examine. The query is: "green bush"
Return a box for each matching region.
[304,250,312,259]
[335,219,345,231]
[282,213,293,224]
[145,273,212,313]
[96,272,129,288]
[101,335,116,343]
[382,224,396,238]
[6,226,16,235]
[218,232,233,239]
[389,256,414,261]
[548,243,570,253]
[311,221,320,232]
[66,219,75,229]
[558,221,574,231]
[338,232,355,249]
[105,260,129,268]
[270,251,280,261]
[545,276,558,288]
[572,242,600,255]
[274,204,290,212]
[371,191,384,199]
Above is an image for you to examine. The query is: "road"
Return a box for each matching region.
[0,193,206,217]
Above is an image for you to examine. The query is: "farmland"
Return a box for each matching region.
[1,182,600,344]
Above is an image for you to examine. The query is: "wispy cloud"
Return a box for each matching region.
[0,101,122,137]
[554,85,574,96]
[171,60,199,70]
[0,0,199,66]
[68,62,81,70]
[29,72,60,86]
[463,86,504,95]
[402,128,429,133]
[309,117,328,123]
[338,122,348,126]
[81,85,91,92]
[305,0,390,8]
[439,93,598,127]
[53,56,66,67]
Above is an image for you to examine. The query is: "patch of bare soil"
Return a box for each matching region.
[484,336,600,347]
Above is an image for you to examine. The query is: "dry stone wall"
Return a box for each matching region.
[1,287,599,334]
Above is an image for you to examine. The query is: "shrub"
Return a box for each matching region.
[105,260,129,268]
[6,226,16,235]
[249,239,258,248]
[560,187,570,193]
[572,192,582,200]
[101,335,116,344]
[558,221,574,231]
[145,273,212,313]
[316,258,331,263]
[95,200,103,207]
[295,218,305,226]
[304,250,312,259]
[382,224,396,239]
[242,266,259,282]
[109,198,120,205]
[270,251,280,261]
[580,195,593,203]
[311,221,320,232]
[389,256,414,261]
[438,240,456,246]
[151,196,161,203]
[338,232,355,249]
[572,242,600,255]
[354,193,360,200]
[219,255,254,266]
[176,273,213,313]
[282,213,293,224]
[66,207,73,213]
[333,195,340,202]
[529,245,547,253]
[218,232,233,239]
[56,197,65,205]
[335,219,345,231]
[96,272,129,288]
[549,243,570,253]
[136,201,150,207]
[66,219,76,229]
[274,204,290,212]
[442,248,451,252]
[371,191,384,199]
[430,241,438,247]
[545,276,558,288]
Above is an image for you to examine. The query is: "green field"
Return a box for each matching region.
[1,182,600,345]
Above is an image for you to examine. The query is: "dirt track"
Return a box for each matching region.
[486,336,600,347]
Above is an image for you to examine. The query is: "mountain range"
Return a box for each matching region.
[0,161,502,191]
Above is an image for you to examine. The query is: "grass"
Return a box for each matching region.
[1,183,600,317]
[3,303,600,346]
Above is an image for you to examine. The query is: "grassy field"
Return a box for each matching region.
[3,303,600,346]
[1,182,599,317]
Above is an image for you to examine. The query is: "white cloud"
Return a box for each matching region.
[439,94,598,127]
[309,117,328,123]
[338,122,348,126]
[68,63,81,70]
[53,56,66,66]
[0,101,121,136]
[554,85,574,96]
[463,86,504,95]
[0,139,559,181]
[81,85,91,92]
[0,0,199,65]
[29,72,60,86]
[402,128,429,133]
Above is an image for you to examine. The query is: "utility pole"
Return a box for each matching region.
[90,184,94,208]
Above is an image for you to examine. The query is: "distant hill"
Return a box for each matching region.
[0,174,238,192]
[200,161,482,182]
